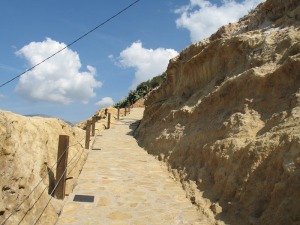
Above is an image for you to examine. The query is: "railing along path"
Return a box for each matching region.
[0,106,131,225]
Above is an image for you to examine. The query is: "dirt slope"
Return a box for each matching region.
[0,111,87,225]
[136,0,300,224]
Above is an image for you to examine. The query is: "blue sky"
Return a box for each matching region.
[0,0,264,123]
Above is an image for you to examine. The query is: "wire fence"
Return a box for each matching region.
[0,107,128,225]
[0,135,86,225]
[30,165,68,225]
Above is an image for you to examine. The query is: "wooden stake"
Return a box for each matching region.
[55,135,69,200]
[91,116,96,136]
[117,108,120,120]
[85,120,91,149]
[107,113,111,129]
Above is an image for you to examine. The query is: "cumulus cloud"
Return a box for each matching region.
[175,0,266,42]
[117,41,178,88]
[15,38,102,104]
[96,97,114,108]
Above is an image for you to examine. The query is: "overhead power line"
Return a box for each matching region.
[0,0,142,88]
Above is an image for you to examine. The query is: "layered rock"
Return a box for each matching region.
[0,111,88,225]
[136,0,300,224]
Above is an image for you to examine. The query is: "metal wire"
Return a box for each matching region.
[17,184,49,225]
[66,144,86,177]
[0,136,85,225]
[66,148,86,180]
[31,140,87,225]
[0,0,142,88]
[30,166,68,225]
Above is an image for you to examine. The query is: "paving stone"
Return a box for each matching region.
[56,108,209,225]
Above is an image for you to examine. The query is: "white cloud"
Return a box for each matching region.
[0,94,5,98]
[96,97,114,108]
[175,0,266,42]
[15,38,102,104]
[117,41,178,89]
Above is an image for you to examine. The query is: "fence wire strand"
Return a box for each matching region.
[1,136,85,225]
[30,166,68,225]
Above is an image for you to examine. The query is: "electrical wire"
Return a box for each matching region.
[0,0,142,88]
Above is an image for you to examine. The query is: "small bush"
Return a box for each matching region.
[113,72,166,108]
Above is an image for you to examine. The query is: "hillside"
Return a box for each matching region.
[135,0,300,224]
[0,111,87,225]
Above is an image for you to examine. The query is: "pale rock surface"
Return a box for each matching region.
[0,111,88,225]
[57,108,209,225]
[76,107,126,131]
[136,0,300,224]
[132,98,145,108]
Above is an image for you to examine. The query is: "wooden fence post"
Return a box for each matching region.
[124,107,127,116]
[85,120,91,149]
[55,135,69,200]
[117,108,120,120]
[107,113,111,129]
[91,116,96,136]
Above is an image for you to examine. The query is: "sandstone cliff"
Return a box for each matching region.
[136,0,300,224]
[0,111,88,225]
[75,106,126,130]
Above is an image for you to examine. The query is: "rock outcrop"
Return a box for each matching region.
[132,98,145,108]
[136,0,300,224]
[0,111,88,225]
[75,107,125,131]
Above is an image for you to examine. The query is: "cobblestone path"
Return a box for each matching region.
[56,108,209,225]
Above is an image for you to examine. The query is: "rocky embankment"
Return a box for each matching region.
[0,111,88,225]
[75,106,125,130]
[136,0,300,224]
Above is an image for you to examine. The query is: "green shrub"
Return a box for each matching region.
[113,72,166,108]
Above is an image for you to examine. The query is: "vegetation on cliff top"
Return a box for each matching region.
[114,72,166,108]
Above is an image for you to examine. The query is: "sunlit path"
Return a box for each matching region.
[56,108,208,225]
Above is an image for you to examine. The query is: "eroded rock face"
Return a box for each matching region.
[136,0,300,224]
[0,111,87,225]
[75,107,125,130]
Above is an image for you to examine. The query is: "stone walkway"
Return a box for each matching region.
[56,108,209,225]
